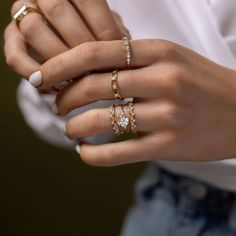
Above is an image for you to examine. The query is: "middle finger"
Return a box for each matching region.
[37,0,95,47]
[11,0,68,59]
[56,68,166,115]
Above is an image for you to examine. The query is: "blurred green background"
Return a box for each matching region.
[0,1,145,235]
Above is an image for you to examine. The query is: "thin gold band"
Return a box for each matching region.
[123,36,131,68]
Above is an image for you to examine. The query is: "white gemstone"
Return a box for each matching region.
[117,115,129,128]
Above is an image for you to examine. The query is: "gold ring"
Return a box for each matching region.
[13,5,43,28]
[123,36,131,68]
[109,104,121,135]
[111,70,122,100]
[127,101,137,134]
[109,104,130,135]
[109,102,136,135]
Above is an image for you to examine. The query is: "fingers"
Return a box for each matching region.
[71,0,122,40]
[37,0,94,47]
[78,133,173,166]
[4,22,40,78]
[79,137,149,166]
[11,0,68,59]
[65,101,177,139]
[55,69,144,115]
[29,39,158,89]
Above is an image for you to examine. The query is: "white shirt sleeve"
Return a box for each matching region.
[17,80,116,149]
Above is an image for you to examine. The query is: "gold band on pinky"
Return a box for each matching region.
[123,36,131,68]
[109,102,137,135]
[13,5,43,28]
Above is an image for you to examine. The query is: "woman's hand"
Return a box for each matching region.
[32,39,236,166]
[4,0,126,81]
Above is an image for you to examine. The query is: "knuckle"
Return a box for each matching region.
[21,16,42,39]
[165,104,179,118]
[159,40,179,60]
[39,0,65,16]
[97,28,121,40]
[87,110,103,130]
[79,42,100,65]
[6,52,19,68]
[73,0,91,6]
[160,65,187,92]
[100,148,120,166]
[107,147,123,164]
[82,74,100,98]
[168,66,186,82]
[165,104,186,129]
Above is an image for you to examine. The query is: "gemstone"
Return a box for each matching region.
[117,115,129,129]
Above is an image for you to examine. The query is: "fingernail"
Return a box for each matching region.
[75,145,81,155]
[52,102,58,115]
[29,71,43,87]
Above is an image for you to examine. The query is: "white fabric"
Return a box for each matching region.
[18,0,236,191]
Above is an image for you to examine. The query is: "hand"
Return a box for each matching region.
[12,38,236,166]
[4,0,126,82]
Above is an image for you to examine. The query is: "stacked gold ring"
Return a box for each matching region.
[13,5,43,28]
[109,36,137,136]
[109,102,137,135]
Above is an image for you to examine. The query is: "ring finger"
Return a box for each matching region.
[11,0,68,59]
[37,0,95,47]
[65,101,176,139]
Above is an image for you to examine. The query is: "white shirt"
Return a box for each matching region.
[18,0,236,191]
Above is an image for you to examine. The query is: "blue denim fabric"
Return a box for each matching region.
[121,164,236,236]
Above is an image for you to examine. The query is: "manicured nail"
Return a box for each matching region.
[75,145,80,155]
[29,71,43,87]
[52,102,58,115]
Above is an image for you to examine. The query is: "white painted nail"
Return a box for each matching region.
[29,71,43,87]
[75,145,81,155]
[52,102,58,115]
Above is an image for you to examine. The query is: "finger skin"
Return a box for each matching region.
[79,133,171,166]
[55,63,182,116]
[65,102,179,139]
[33,39,159,89]
[56,69,144,115]
[4,22,40,78]
[71,0,122,40]
[37,0,94,47]
[11,0,68,59]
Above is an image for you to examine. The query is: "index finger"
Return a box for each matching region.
[28,39,158,89]
[71,0,122,40]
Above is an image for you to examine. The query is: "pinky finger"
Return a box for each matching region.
[76,133,170,167]
[4,22,40,78]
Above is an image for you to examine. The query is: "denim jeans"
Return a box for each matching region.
[121,164,236,236]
